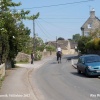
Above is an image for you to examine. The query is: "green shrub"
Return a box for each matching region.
[93,38,100,50]
[0,76,5,89]
[86,38,100,50]
[78,36,91,54]
[45,45,56,51]
[34,51,42,61]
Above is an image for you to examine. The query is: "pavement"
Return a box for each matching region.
[0,55,55,100]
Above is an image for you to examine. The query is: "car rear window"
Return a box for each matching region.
[85,56,100,63]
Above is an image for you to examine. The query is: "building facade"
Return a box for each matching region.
[81,8,100,36]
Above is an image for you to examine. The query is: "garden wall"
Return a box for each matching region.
[15,52,56,63]
[0,64,5,79]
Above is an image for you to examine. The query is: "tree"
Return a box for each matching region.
[89,29,100,39]
[77,36,91,54]
[57,37,65,40]
[77,29,100,55]
[35,37,45,51]
[22,37,45,54]
[46,45,55,52]
[0,0,39,68]
[86,38,100,54]
[73,33,81,42]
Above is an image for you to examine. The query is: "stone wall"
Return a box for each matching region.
[0,64,5,79]
[15,50,77,63]
[15,52,56,63]
[15,52,31,62]
[42,51,56,59]
[62,49,77,55]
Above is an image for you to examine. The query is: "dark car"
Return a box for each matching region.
[77,54,100,76]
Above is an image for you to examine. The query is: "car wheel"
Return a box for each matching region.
[85,68,90,77]
[77,66,81,74]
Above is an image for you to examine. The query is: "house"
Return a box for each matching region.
[81,8,100,36]
[46,40,68,49]
[46,40,77,54]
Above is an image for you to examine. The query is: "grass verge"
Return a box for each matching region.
[0,76,5,89]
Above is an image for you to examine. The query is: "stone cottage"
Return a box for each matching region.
[81,8,100,36]
[46,40,77,54]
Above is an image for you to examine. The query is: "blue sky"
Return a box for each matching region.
[13,0,100,42]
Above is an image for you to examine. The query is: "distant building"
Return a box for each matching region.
[46,40,68,49]
[46,40,77,54]
[69,40,78,49]
[81,8,100,36]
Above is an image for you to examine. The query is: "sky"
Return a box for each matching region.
[12,0,100,42]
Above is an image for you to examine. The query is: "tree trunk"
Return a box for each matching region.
[5,59,12,69]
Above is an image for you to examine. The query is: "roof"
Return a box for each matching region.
[95,16,100,21]
[81,16,100,29]
[46,40,68,50]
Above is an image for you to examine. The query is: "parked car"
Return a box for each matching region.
[77,54,100,77]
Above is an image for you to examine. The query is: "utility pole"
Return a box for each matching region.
[56,36,57,48]
[33,15,36,53]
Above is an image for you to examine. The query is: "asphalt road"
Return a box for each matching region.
[31,55,100,100]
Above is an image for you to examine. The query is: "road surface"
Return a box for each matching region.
[31,55,100,100]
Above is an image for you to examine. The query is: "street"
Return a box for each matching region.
[31,55,100,100]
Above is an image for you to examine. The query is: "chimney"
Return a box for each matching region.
[90,8,95,18]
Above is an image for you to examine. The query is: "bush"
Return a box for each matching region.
[34,51,42,61]
[86,40,94,50]
[78,36,91,54]
[45,45,55,51]
[93,38,100,50]
[86,38,100,50]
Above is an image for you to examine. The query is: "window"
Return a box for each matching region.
[85,32,89,36]
[88,24,92,29]
[85,56,100,63]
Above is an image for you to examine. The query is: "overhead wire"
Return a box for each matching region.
[37,19,58,38]
[37,18,84,38]
[13,0,94,10]
[35,20,54,40]
[38,18,65,36]
[39,17,87,19]
[37,19,64,37]
[12,0,95,40]
[38,18,81,31]
[38,17,87,24]
[36,18,78,40]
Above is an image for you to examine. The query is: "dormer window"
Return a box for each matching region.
[88,23,92,29]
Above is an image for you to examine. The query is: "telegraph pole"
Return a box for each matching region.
[33,15,36,53]
[56,36,57,48]
[32,13,39,53]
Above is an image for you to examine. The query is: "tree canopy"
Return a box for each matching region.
[57,37,65,40]
[72,33,81,42]
[77,29,100,54]
[0,0,39,66]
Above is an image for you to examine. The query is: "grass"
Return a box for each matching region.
[0,76,5,89]
[0,79,1,89]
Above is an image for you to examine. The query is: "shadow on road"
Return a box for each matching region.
[63,55,79,62]
[71,72,99,78]
[50,62,58,64]
[71,72,87,78]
